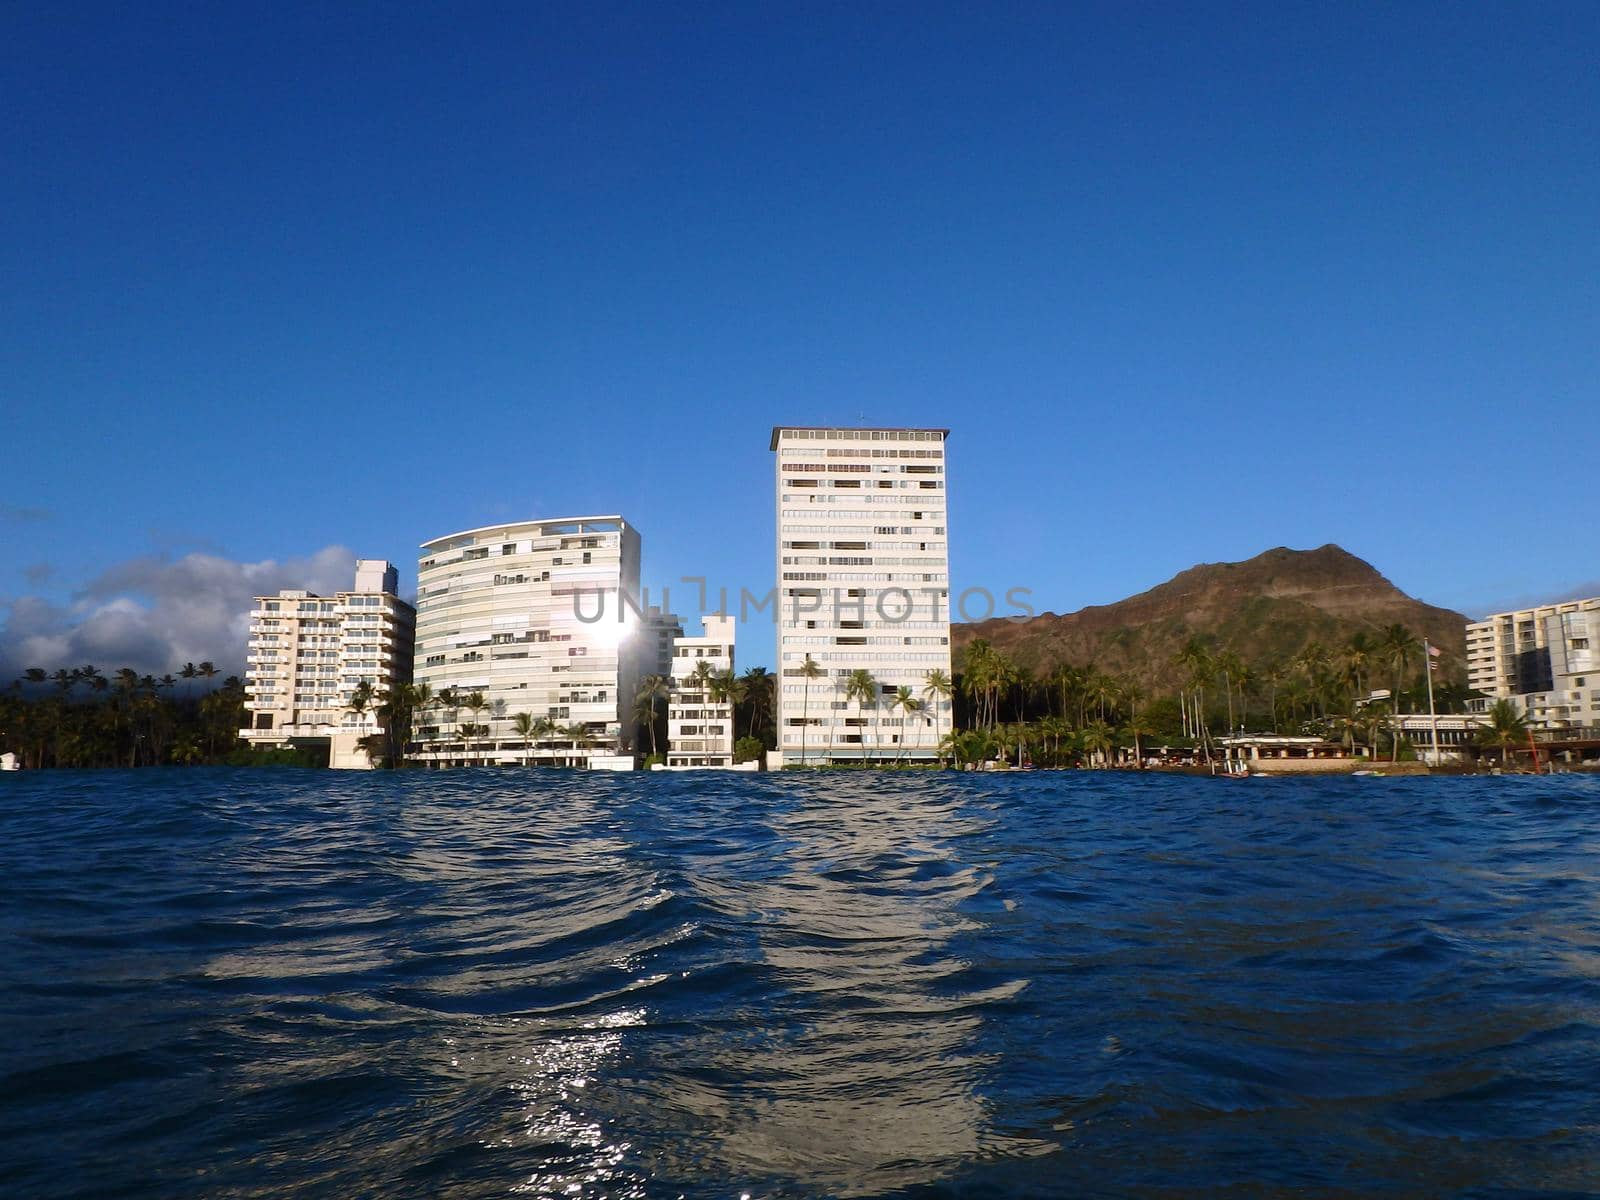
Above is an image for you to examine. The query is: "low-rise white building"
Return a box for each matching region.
[1467,597,1600,730]
[241,559,416,768]
[666,614,736,768]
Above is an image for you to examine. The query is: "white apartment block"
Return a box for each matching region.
[241,559,416,765]
[412,516,657,766]
[772,426,952,763]
[667,614,736,767]
[1467,597,1600,730]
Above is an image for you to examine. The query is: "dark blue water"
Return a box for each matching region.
[3,770,1599,1199]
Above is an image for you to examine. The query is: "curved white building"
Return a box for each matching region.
[412,516,663,766]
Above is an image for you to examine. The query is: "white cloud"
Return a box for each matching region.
[0,545,357,681]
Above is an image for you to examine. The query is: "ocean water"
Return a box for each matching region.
[2,769,1598,1199]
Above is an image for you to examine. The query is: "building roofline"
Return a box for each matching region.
[769,426,950,450]
[420,515,632,550]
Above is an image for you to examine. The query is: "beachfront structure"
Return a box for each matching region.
[1466,597,1600,730]
[667,614,736,767]
[411,516,656,766]
[241,559,416,768]
[772,426,952,764]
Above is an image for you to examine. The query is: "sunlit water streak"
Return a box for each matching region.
[2,769,1599,1198]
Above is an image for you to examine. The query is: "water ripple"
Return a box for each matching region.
[2,769,1599,1197]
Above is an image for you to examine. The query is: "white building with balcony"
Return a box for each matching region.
[241,559,416,768]
[1467,597,1600,730]
[411,515,661,766]
[666,614,737,768]
[772,426,952,764]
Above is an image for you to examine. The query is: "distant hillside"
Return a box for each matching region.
[954,545,1468,690]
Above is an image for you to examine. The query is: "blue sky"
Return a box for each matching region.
[2,2,1596,674]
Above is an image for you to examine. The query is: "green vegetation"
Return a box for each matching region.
[2,664,245,768]
[939,628,1483,770]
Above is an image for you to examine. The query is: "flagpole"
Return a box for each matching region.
[1424,637,1441,767]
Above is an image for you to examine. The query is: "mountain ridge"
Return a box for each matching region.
[954,544,1468,691]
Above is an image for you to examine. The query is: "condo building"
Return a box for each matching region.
[772,426,952,763]
[411,515,659,766]
[667,614,737,767]
[1467,597,1600,729]
[241,559,416,767]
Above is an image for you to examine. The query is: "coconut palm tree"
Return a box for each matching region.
[563,722,589,765]
[462,690,488,759]
[798,654,823,766]
[902,696,926,764]
[1125,712,1154,767]
[1478,699,1528,770]
[844,669,877,765]
[1382,624,1422,710]
[1080,721,1115,768]
[1174,639,1214,759]
[635,674,672,757]
[511,712,540,763]
[1344,633,1375,702]
[922,668,952,756]
[890,685,916,765]
[346,680,374,727]
[631,694,660,757]
[740,667,774,742]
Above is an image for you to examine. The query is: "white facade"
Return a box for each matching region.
[411,516,655,766]
[772,427,952,763]
[1467,598,1600,730]
[241,559,416,764]
[667,614,736,767]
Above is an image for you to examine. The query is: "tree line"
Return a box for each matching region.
[941,624,1489,768]
[2,664,247,768]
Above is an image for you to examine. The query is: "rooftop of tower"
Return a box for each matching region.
[768,426,950,450]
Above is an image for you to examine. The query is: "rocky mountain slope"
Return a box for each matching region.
[954,545,1468,689]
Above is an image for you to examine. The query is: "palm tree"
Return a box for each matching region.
[462,690,488,759]
[634,674,672,757]
[1479,699,1528,770]
[1174,638,1214,760]
[511,712,539,763]
[1344,633,1375,702]
[797,655,823,766]
[922,668,952,757]
[688,661,715,706]
[902,696,927,764]
[631,694,659,758]
[563,722,589,765]
[1125,712,1154,767]
[740,667,774,743]
[1260,664,1287,733]
[890,685,916,765]
[1382,624,1422,710]
[844,669,877,765]
[1081,721,1115,768]
[197,661,218,690]
[346,679,374,728]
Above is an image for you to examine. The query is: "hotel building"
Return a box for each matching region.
[241,559,416,768]
[771,426,952,763]
[1467,597,1600,729]
[411,515,661,765]
[667,614,737,768]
